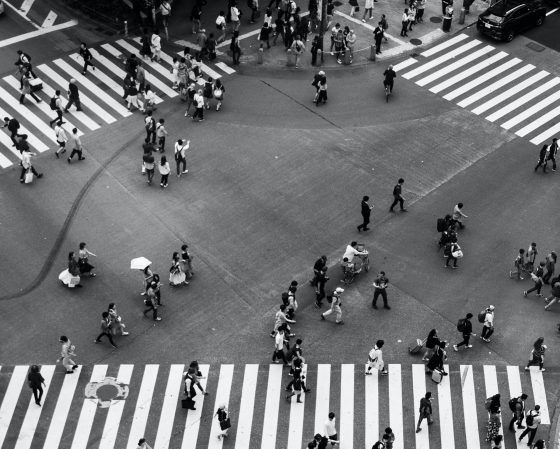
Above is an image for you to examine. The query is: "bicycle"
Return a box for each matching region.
[383,81,393,103]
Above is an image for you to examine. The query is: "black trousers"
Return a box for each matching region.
[272,349,288,363]
[65,97,81,111]
[358,214,370,230]
[31,385,43,403]
[446,255,458,267]
[95,331,116,346]
[390,196,404,211]
[481,325,494,339]
[375,39,382,53]
[519,427,537,444]
[509,413,524,430]
[145,129,155,144]
[83,59,95,73]
[68,149,83,160]
[534,158,547,172]
[158,136,166,152]
[315,280,326,306]
[50,109,63,125]
[372,289,388,306]
[526,280,543,295]
[144,304,159,320]
[542,269,554,284]
[175,156,186,174]
[548,155,556,170]
[20,165,39,180]
[400,21,408,36]
[456,334,470,347]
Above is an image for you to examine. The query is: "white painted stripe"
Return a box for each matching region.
[71,365,108,449]
[0,86,57,143]
[364,365,378,449]
[483,365,506,449]
[43,366,82,449]
[36,75,100,131]
[4,75,84,137]
[234,364,259,449]
[502,90,560,130]
[99,364,134,449]
[416,46,494,87]
[260,364,283,449]
[41,11,57,28]
[14,365,56,449]
[0,20,78,48]
[53,59,132,117]
[180,364,210,449]
[0,149,13,168]
[506,366,525,449]
[460,365,480,449]
[314,364,330,435]
[530,120,560,146]
[430,51,509,94]
[0,366,25,447]
[393,58,417,73]
[208,365,235,449]
[101,43,178,99]
[340,364,354,449]
[444,58,523,101]
[516,104,560,137]
[37,64,117,124]
[126,365,159,449]
[421,33,469,57]
[412,364,429,447]
[438,364,454,449]
[546,6,559,15]
[215,62,236,75]
[287,363,307,449]
[154,364,184,449]
[457,64,534,108]
[486,78,560,122]
[388,364,403,449]
[529,367,550,424]
[403,40,481,80]
[19,0,36,14]
[216,28,261,48]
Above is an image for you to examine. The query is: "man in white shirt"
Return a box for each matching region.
[230,3,241,32]
[452,202,468,229]
[343,241,367,263]
[272,327,288,364]
[67,127,85,163]
[174,138,190,176]
[480,305,494,342]
[365,339,388,375]
[54,122,68,158]
[323,412,339,444]
[19,146,43,182]
[216,11,227,43]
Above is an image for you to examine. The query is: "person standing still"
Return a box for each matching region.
[143,144,155,184]
[480,305,494,342]
[156,119,168,152]
[94,311,118,348]
[64,79,82,112]
[453,313,476,351]
[357,195,373,232]
[416,392,434,433]
[542,251,556,284]
[374,23,384,54]
[28,365,46,405]
[525,337,547,371]
[372,271,390,309]
[400,9,409,37]
[389,178,407,212]
[67,128,85,163]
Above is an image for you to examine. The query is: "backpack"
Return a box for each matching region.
[437,218,446,232]
[457,318,466,332]
[50,96,57,110]
[526,411,534,426]
[477,309,487,323]
[281,292,290,305]
[508,397,520,412]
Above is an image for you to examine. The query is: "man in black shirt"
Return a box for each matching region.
[389,178,406,212]
[357,195,373,232]
[453,313,476,351]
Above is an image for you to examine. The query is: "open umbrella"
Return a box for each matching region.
[130,257,152,270]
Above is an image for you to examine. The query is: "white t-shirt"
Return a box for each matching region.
[343,245,364,262]
[274,332,284,350]
[324,418,336,436]
[231,6,240,21]
[216,15,226,29]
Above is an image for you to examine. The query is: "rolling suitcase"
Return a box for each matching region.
[408,338,425,354]
[431,369,443,384]
[29,77,43,92]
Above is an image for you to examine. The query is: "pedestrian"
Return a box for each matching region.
[213,79,225,111]
[174,139,189,176]
[362,0,374,21]
[203,77,213,109]
[169,251,188,286]
[321,287,344,324]
[486,406,502,442]
[63,79,83,112]
[518,405,541,446]
[524,260,546,298]
[407,3,416,30]
[3,116,20,147]
[416,0,426,21]
[143,144,155,184]
[316,74,328,106]
[19,72,42,105]
[526,242,538,269]
[144,111,156,144]
[372,271,390,309]
[544,280,560,311]
[183,82,196,117]
[140,29,153,59]
[136,438,153,449]
[259,22,271,49]
[345,30,356,63]
[54,121,68,159]
[272,326,289,364]
[333,28,344,64]
[216,11,227,43]
[290,34,305,68]
[181,244,194,278]
[270,304,296,337]
[415,391,434,433]
[67,128,85,163]
[509,248,526,280]
[67,251,82,287]
[425,341,448,375]
[452,203,468,229]
[547,137,558,171]
[78,242,96,276]
[389,178,407,212]
[19,146,43,183]
[150,29,161,62]
[312,70,324,102]
[285,369,305,403]
[136,61,146,92]
[273,13,285,45]
[542,251,557,284]
[443,237,461,269]
[525,337,547,371]
[422,329,440,361]
[159,0,171,39]
[485,393,501,414]
[534,144,549,172]
[365,339,389,375]
[216,404,231,440]
[17,134,30,155]
[94,311,118,348]
[310,35,323,66]
[374,23,385,54]
[192,89,205,122]
[16,50,37,78]
[158,155,170,188]
[480,305,495,342]
[508,393,528,431]
[453,313,476,351]
[156,118,168,152]
[400,9,409,37]
[143,281,162,321]
[126,80,144,112]
[230,2,241,32]
[323,412,340,445]
[49,91,64,126]
[182,368,198,410]
[348,0,359,16]
[28,365,46,406]
[108,302,129,336]
[79,42,95,75]
[490,435,503,449]
[57,336,78,374]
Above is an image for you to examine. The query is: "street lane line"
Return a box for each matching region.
[234,364,259,449]
[260,364,283,449]
[443,58,522,100]
[530,120,560,146]
[0,103,45,155]
[70,365,108,449]
[516,104,560,137]
[0,20,79,47]
[501,90,560,130]
[38,64,117,124]
[393,58,417,72]
[529,368,550,424]
[421,33,469,57]
[215,62,236,75]
[154,364,184,449]
[412,364,429,448]
[19,0,35,14]
[180,364,210,449]
[438,364,454,449]
[483,366,506,449]
[486,78,560,122]
[470,70,548,114]
[461,365,480,449]
[340,364,354,449]
[13,365,54,449]
[0,149,13,167]
[403,40,481,80]
[99,364,134,449]
[334,10,404,44]
[416,45,494,87]
[364,365,378,449]
[546,6,559,15]
[208,364,234,449]
[1,0,40,30]
[42,366,82,449]
[430,51,508,94]
[389,364,404,449]
[41,11,57,27]
[506,366,525,449]
[287,363,307,449]
[314,364,330,435]
[126,365,159,449]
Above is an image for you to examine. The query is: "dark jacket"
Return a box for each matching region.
[28,372,44,388]
[361,200,371,217]
[68,83,79,99]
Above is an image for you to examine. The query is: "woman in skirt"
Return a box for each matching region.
[78,242,97,277]
[169,251,188,286]
[108,302,129,336]
[485,410,501,443]
[213,79,225,111]
[216,404,231,440]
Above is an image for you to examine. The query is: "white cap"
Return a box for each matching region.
[335,287,344,293]
[489,305,495,310]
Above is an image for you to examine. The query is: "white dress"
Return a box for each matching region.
[169,262,186,286]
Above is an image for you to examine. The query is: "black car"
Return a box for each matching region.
[477,0,546,41]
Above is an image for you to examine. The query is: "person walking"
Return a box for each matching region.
[542,251,556,284]
[143,144,155,184]
[57,336,78,374]
[19,146,43,183]
[453,313,476,351]
[79,43,95,75]
[54,121,68,159]
[28,365,46,405]
[156,119,168,152]
[400,9,409,37]
[415,391,434,433]
[526,242,538,269]
[544,280,560,311]
[480,305,495,342]
[49,91,64,126]
[365,339,389,375]
[216,404,231,440]
[525,337,547,371]
[144,84,156,114]
[174,139,189,176]
[150,29,162,62]
[143,281,162,320]
[158,155,170,188]
[452,203,468,229]
[270,304,295,337]
[422,329,440,361]
[203,77,213,109]
[19,72,42,105]
[357,195,373,232]
[534,144,549,172]
[78,242,96,276]
[547,137,558,171]
[192,89,205,122]
[518,405,541,446]
[94,311,118,348]
[416,0,426,22]
[272,326,289,365]
[126,80,144,112]
[374,23,385,54]
[67,252,82,287]
[372,271,390,309]
[213,79,225,111]
[64,79,83,112]
[508,393,528,431]
[216,11,227,43]
[67,128,85,163]
[4,116,21,147]
[321,287,344,324]
[389,178,406,212]
[524,260,546,298]
[136,438,153,449]
[486,405,502,443]
[362,0,374,21]
[144,111,156,144]
[425,341,448,375]
[323,412,340,445]
[285,370,305,403]
[108,302,129,336]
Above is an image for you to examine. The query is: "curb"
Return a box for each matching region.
[551,394,560,449]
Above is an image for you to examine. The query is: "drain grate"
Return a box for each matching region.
[526,42,545,52]
[410,38,422,46]
[430,16,443,23]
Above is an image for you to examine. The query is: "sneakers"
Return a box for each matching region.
[380,370,388,375]
[182,169,189,174]
[523,291,528,297]
[155,317,162,321]
[320,314,325,320]
[467,345,473,348]
[453,345,458,351]
[122,331,130,336]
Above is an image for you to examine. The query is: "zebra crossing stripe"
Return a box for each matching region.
[364,365,378,449]
[180,364,210,449]
[126,365,159,449]
[461,365,480,449]
[208,364,234,448]
[412,364,429,448]
[287,363,308,449]
[438,364,454,449]
[314,364,330,436]
[261,364,283,449]
[501,90,560,130]
[340,364,355,449]
[506,366,525,449]
[215,62,236,75]
[516,104,560,138]
[234,364,259,449]
[389,364,404,449]
[420,33,469,57]
[0,149,13,168]
[529,368,550,425]
[393,58,417,73]
[0,106,27,158]
[530,119,560,146]
[483,365,506,449]
[154,364,184,449]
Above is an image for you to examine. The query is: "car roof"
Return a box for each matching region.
[487,0,536,15]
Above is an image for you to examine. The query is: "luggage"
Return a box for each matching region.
[478,309,486,323]
[408,338,424,354]
[431,369,443,384]
[29,78,43,92]
[182,397,195,409]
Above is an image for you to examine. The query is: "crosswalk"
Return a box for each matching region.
[0,39,236,170]
[394,33,560,146]
[0,363,552,449]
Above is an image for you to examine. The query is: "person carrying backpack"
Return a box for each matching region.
[453,313,475,351]
[480,305,495,343]
[519,405,541,446]
[49,90,64,126]
[508,393,528,431]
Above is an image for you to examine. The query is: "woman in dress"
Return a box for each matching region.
[108,302,129,336]
[78,242,97,277]
[425,340,448,375]
[169,251,188,286]
[213,79,225,111]
[422,329,440,361]
[216,404,231,440]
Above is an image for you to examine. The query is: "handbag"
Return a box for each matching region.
[219,417,231,430]
[24,169,34,184]
[452,250,463,258]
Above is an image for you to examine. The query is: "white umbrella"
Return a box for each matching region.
[130,257,152,270]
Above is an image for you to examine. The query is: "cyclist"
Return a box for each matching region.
[383,65,397,93]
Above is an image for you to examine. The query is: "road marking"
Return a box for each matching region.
[0,20,78,47]
[529,368,550,424]
[340,364,354,449]
[516,103,560,137]
[393,58,417,72]
[461,365,480,449]
[0,149,13,167]
[2,0,40,29]
[483,366,506,449]
[0,102,47,154]
[180,364,209,449]
[314,364,330,435]
[364,365,378,449]
[334,10,404,44]
[412,364,429,448]
[174,39,225,56]
[287,363,307,449]
[546,7,559,15]
[215,62,236,75]
[501,89,560,130]
[41,11,57,28]
[389,364,404,449]
[421,33,469,57]
[19,0,35,14]
[438,364,454,449]
[530,118,560,145]
[208,364,234,449]
[126,365,159,449]
[154,364,184,449]
[506,366,525,449]
[260,364,283,449]
[234,364,259,449]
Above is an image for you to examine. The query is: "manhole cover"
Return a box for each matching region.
[526,42,545,52]
[430,16,443,23]
[96,384,119,401]
[410,38,422,46]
